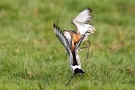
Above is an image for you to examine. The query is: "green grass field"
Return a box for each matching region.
[0,0,135,90]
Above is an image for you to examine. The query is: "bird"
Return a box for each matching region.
[53,23,88,74]
[53,23,91,86]
[53,7,95,85]
[53,7,95,72]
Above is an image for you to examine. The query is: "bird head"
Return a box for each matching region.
[74,68,84,74]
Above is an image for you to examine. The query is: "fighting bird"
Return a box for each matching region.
[53,7,95,85]
[53,23,90,85]
[53,23,89,74]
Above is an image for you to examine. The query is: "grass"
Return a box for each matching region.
[0,0,135,90]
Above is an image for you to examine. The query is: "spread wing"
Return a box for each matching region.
[53,23,73,65]
[53,23,69,48]
[72,7,95,36]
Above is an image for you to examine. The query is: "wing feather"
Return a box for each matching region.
[53,23,69,48]
[53,23,74,65]
[72,7,95,35]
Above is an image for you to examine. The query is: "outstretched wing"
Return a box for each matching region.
[53,23,69,48]
[72,7,95,36]
[53,23,73,65]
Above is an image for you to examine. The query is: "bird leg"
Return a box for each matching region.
[79,40,90,59]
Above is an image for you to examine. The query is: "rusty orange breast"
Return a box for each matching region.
[70,33,81,52]
[72,33,81,43]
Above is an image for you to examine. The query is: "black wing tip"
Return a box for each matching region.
[53,24,65,39]
[53,23,56,28]
[53,23,61,30]
[87,7,92,12]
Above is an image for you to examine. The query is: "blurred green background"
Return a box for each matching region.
[0,0,135,90]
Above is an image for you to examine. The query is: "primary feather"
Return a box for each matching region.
[72,7,95,39]
[53,23,69,48]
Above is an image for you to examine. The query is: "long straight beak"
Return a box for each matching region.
[65,73,75,86]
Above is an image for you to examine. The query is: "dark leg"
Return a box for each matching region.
[80,40,90,59]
